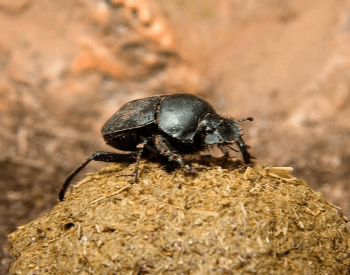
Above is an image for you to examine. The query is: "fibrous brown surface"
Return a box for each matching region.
[8,158,350,274]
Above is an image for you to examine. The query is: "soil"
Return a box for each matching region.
[1,0,350,273]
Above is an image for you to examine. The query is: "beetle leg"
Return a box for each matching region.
[227,145,239,153]
[59,151,137,201]
[115,139,148,183]
[218,144,231,157]
[154,135,192,172]
[130,140,148,184]
[235,137,252,164]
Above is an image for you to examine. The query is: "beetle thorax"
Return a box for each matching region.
[200,113,241,145]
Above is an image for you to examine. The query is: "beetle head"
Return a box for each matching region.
[201,113,244,144]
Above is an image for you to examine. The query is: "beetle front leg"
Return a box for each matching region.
[154,135,192,172]
[236,137,252,164]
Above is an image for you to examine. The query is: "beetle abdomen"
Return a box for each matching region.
[104,124,155,151]
[101,96,162,137]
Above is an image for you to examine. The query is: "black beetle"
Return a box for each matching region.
[59,93,253,200]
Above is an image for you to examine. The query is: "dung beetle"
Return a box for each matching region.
[59,93,253,200]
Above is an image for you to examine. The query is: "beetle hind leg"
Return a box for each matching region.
[59,151,137,201]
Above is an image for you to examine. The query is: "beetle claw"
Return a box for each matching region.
[116,172,139,184]
[184,169,196,176]
[183,163,206,175]
[115,173,134,178]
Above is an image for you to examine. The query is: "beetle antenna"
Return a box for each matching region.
[237,117,253,122]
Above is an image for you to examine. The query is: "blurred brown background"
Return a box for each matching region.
[1,0,350,273]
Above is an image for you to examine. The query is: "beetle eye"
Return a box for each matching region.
[205,127,214,133]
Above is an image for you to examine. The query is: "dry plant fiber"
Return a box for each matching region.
[8,157,350,274]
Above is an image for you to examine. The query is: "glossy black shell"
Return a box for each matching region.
[158,94,216,140]
[102,95,161,133]
[101,94,216,151]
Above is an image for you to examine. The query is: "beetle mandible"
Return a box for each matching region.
[59,93,253,200]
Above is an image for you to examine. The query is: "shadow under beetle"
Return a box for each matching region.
[59,93,253,201]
